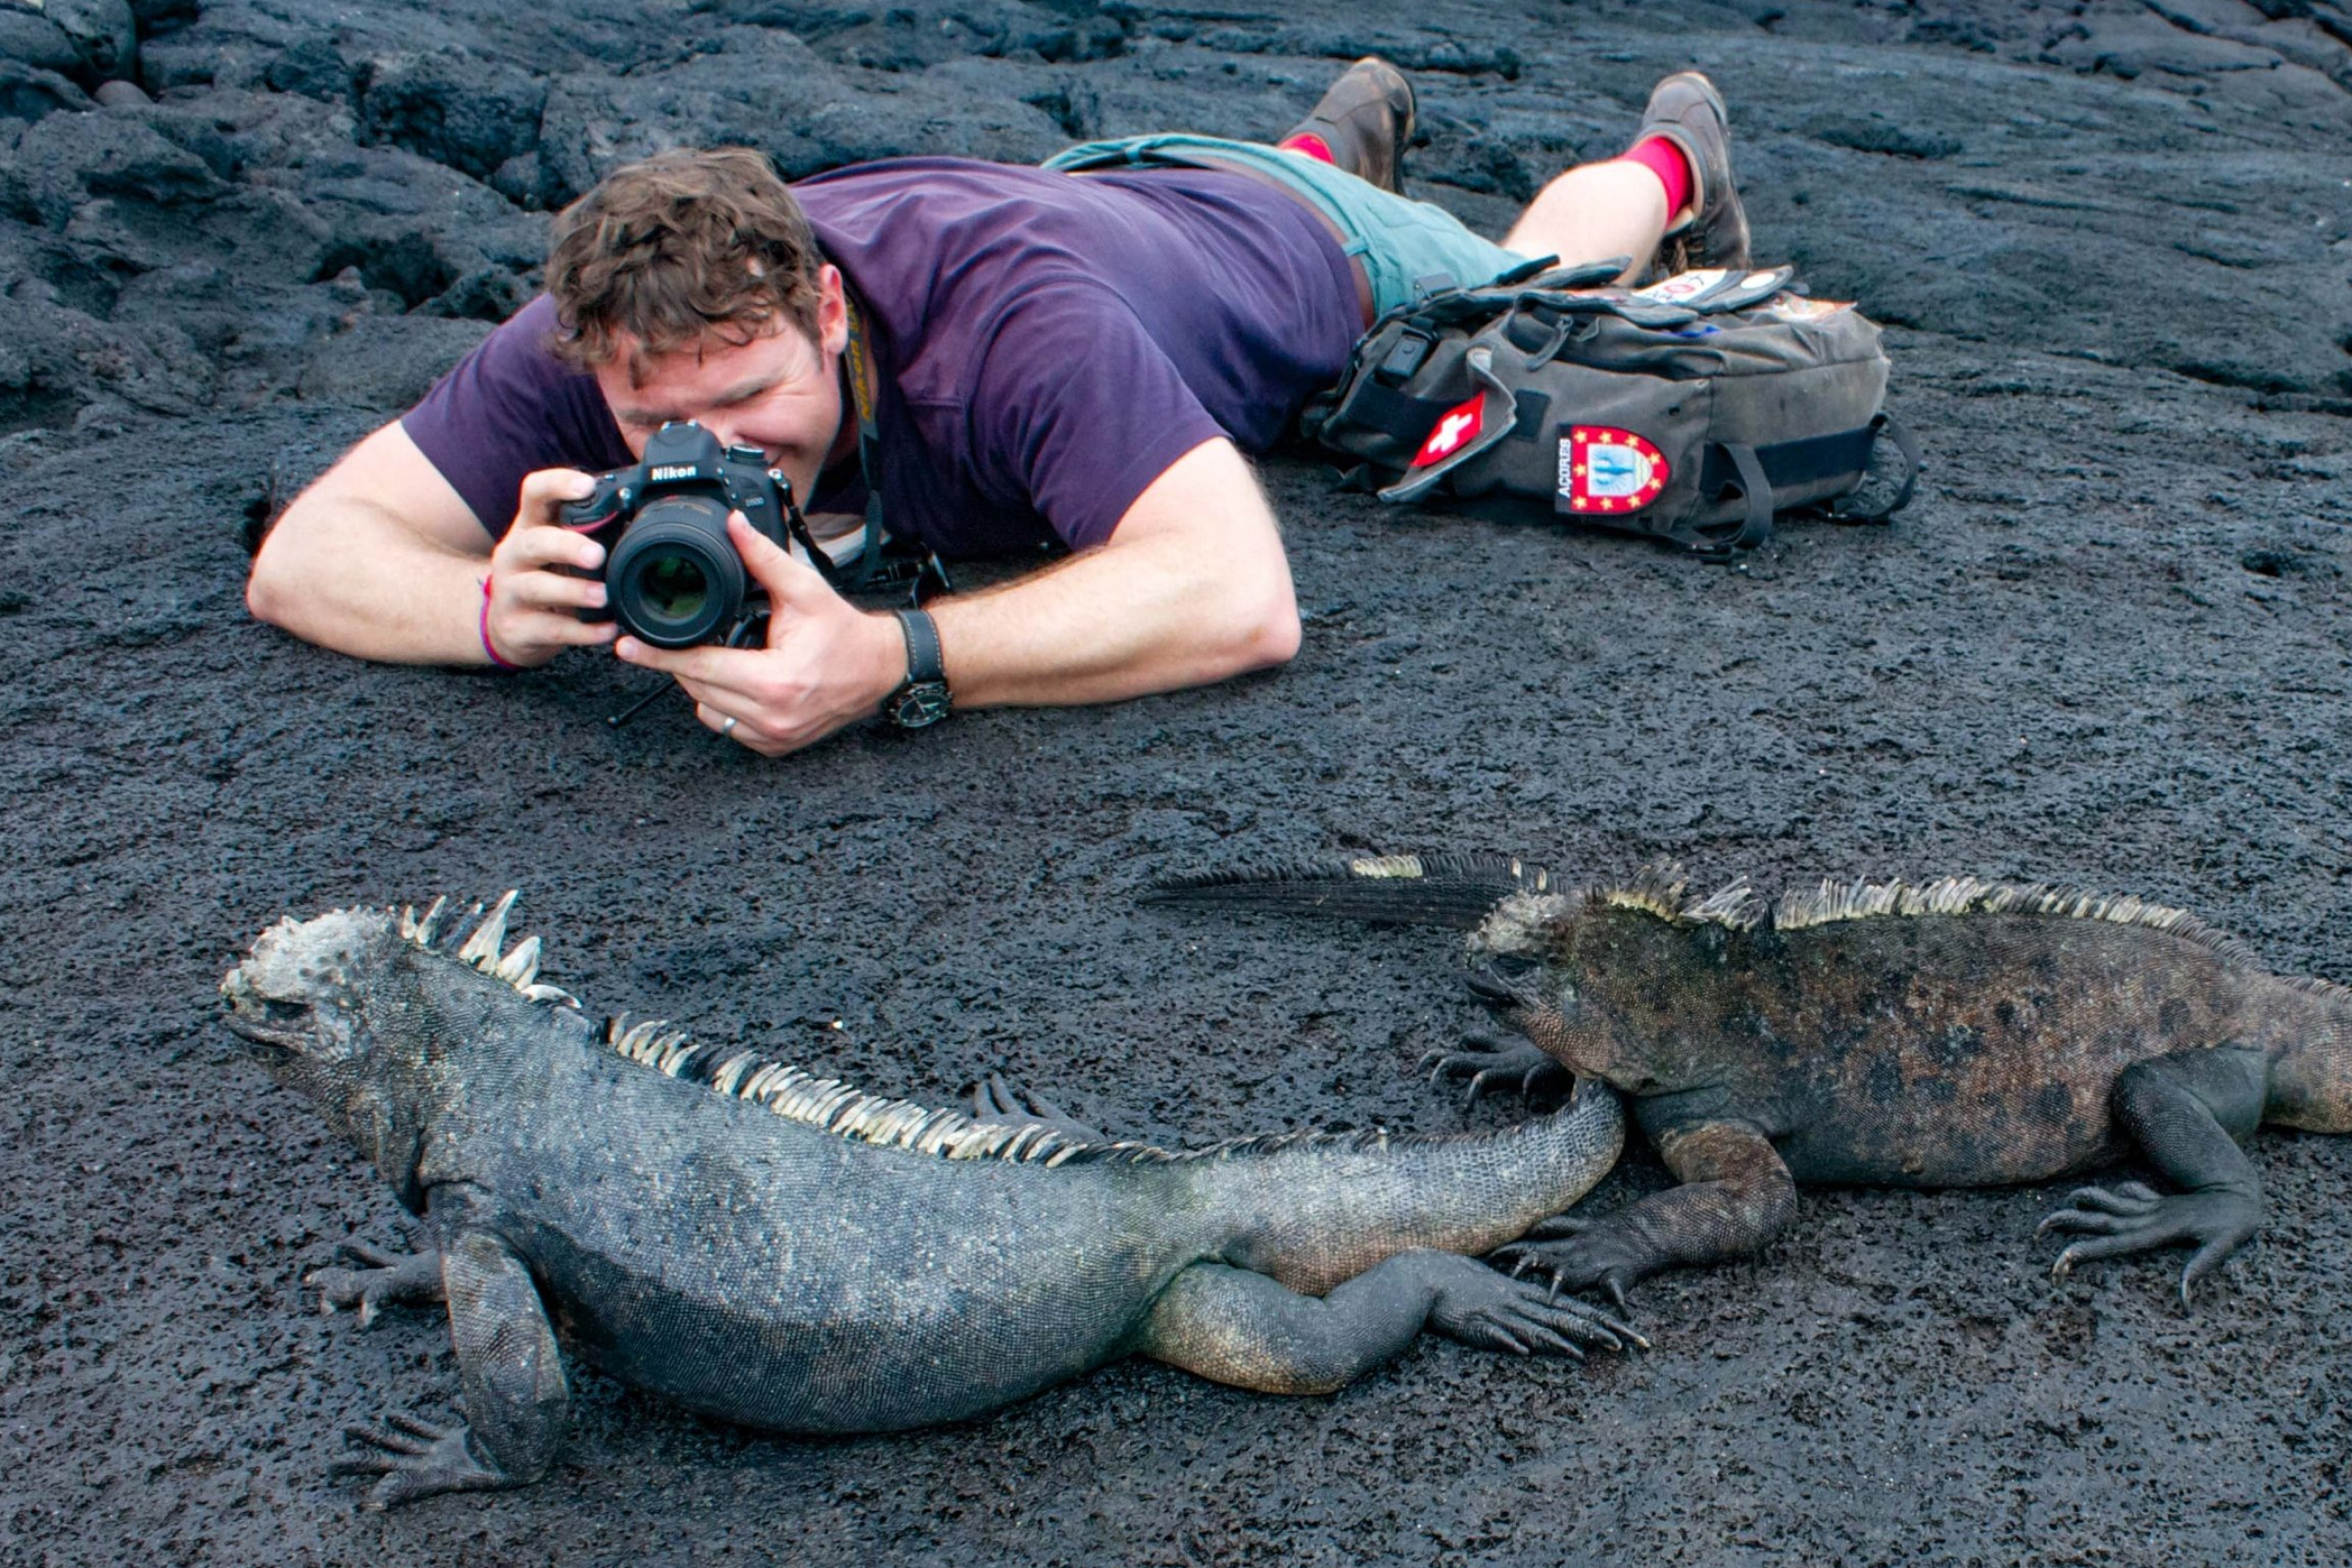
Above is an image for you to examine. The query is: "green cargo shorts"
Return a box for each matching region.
[1042,134,1532,317]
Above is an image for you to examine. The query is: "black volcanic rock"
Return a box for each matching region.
[0,6,81,77]
[0,0,2341,435]
[13,107,221,229]
[0,58,87,120]
[355,52,548,183]
[46,0,137,81]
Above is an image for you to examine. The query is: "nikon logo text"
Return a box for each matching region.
[650,465,696,481]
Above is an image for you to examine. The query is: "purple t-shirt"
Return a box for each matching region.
[401,158,1361,555]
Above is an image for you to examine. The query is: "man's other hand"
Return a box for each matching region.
[481,469,622,668]
[613,513,907,757]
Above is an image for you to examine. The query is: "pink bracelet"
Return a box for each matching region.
[480,576,523,671]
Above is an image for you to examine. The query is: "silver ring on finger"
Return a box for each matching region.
[719,715,739,738]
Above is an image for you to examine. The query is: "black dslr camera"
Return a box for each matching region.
[560,421,806,649]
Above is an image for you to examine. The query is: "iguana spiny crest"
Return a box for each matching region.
[229,894,1497,1171]
[1476,856,2279,975]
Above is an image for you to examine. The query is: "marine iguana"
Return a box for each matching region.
[1148,853,2352,1306]
[220,893,1637,1509]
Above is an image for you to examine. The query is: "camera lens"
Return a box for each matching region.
[638,554,709,625]
[605,494,746,648]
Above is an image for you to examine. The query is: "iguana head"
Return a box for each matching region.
[1471,863,1759,1093]
[220,893,573,1207]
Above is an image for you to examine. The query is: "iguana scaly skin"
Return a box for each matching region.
[1148,853,2352,1305]
[220,894,1635,1508]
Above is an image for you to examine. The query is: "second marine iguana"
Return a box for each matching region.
[1148,853,2352,1305]
[219,893,1637,1508]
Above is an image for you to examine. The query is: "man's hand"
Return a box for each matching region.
[615,513,908,756]
[480,469,621,668]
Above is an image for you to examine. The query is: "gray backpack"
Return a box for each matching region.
[1304,259,1917,554]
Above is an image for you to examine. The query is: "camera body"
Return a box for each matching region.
[560,421,796,649]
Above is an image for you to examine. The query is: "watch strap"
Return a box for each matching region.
[894,607,944,684]
[884,608,951,728]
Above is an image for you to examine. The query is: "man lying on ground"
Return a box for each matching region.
[247,62,1748,755]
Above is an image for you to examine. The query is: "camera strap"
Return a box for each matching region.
[834,295,956,609]
[838,294,888,592]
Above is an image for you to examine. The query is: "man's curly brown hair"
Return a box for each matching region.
[545,147,827,377]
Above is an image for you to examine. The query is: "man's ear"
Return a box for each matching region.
[816,265,849,356]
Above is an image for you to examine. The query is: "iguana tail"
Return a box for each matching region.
[1143,852,1555,930]
[1173,1077,1627,1298]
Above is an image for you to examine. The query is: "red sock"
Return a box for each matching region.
[1623,135,1693,223]
[1279,132,1337,165]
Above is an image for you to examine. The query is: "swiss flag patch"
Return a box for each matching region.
[1410,396,1485,468]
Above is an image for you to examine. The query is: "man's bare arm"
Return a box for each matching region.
[614,436,1303,754]
[933,436,1302,705]
[246,423,615,667]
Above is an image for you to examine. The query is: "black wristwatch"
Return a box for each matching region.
[883,608,951,729]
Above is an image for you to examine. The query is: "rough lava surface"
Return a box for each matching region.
[5,1,2352,1563]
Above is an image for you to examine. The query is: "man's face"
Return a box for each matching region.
[593,263,854,503]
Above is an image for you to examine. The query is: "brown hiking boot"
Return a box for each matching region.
[1636,72,1751,276]
[1280,56,1416,194]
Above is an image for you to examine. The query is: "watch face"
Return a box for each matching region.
[891,682,951,728]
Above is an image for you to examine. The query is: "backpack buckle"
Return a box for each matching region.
[1375,327,1435,385]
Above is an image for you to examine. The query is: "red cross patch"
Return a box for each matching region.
[1557,426,1669,513]
[1410,395,1485,468]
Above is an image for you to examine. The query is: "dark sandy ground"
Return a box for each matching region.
[6,1,2352,1563]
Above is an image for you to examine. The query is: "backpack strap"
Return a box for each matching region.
[1687,441,1777,555]
[1322,378,1460,451]
[1825,412,1919,524]
[1688,414,1915,553]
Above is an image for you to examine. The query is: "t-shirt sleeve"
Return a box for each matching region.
[400,294,633,539]
[958,280,1229,551]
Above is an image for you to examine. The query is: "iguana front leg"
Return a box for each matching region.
[1136,1252,1643,1396]
[2038,1045,2267,1305]
[333,1230,568,1509]
[1496,1118,1796,1305]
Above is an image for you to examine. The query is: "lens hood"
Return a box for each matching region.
[605,494,748,649]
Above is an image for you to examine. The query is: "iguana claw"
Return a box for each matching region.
[1419,1032,1570,1109]
[1495,1228,1637,1313]
[307,1237,445,1327]
[1428,1266,1648,1356]
[2038,1179,2261,1307]
[332,1411,514,1509]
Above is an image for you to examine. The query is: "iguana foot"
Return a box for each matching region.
[1419,1031,1571,1109]
[1493,1216,1647,1311]
[2037,1180,2262,1305]
[970,1073,1108,1144]
[308,1238,445,1327]
[1428,1259,1648,1357]
[331,1411,517,1509]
